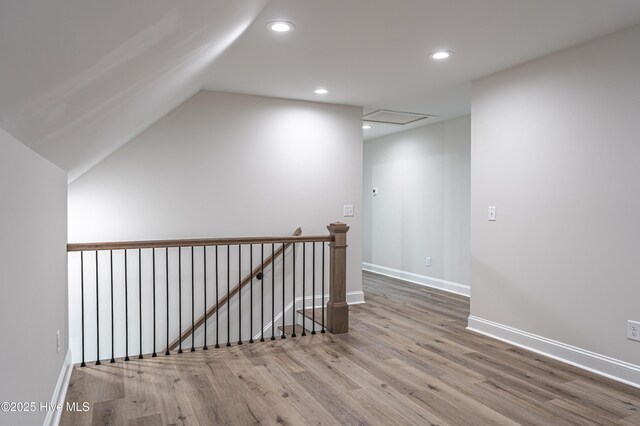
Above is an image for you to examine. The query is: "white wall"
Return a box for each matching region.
[363,116,470,294]
[0,128,68,425]
[470,24,640,382]
[67,91,363,362]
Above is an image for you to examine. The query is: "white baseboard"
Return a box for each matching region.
[347,291,365,305]
[44,349,73,426]
[294,292,366,307]
[362,262,470,297]
[467,316,640,389]
[252,291,366,340]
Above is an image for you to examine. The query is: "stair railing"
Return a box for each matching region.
[67,222,349,366]
[165,227,302,352]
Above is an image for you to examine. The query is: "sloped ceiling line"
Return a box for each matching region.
[0,0,271,182]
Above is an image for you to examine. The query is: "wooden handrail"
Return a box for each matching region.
[67,233,332,252]
[166,227,303,351]
[66,223,349,364]
[67,222,349,364]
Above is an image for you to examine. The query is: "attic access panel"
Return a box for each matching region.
[363,109,436,125]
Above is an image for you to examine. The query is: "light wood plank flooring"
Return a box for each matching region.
[62,271,640,425]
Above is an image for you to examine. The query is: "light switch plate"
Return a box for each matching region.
[488,206,496,221]
[343,205,354,217]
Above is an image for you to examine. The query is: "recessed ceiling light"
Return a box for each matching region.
[314,88,329,95]
[268,21,295,33]
[362,125,372,129]
[430,50,452,60]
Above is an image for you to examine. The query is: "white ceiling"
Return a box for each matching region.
[2,0,640,180]
[204,0,640,140]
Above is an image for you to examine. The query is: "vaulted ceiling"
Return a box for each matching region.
[0,0,270,181]
[3,0,640,181]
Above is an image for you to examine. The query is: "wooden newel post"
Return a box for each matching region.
[326,222,349,334]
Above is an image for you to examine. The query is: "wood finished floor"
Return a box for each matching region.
[62,271,640,425]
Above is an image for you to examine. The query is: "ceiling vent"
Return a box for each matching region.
[363,109,437,125]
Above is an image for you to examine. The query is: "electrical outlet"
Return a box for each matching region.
[343,205,354,217]
[628,320,640,342]
[426,257,431,267]
[56,330,61,354]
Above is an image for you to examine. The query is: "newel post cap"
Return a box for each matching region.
[327,222,350,234]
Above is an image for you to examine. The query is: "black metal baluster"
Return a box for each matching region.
[271,243,275,341]
[249,245,254,344]
[165,247,170,356]
[260,244,264,342]
[321,243,326,333]
[227,245,231,347]
[152,248,157,357]
[191,246,195,352]
[203,246,208,350]
[138,248,143,359]
[238,244,242,345]
[281,243,286,339]
[312,242,316,335]
[124,250,129,361]
[178,247,182,354]
[80,251,86,367]
[302,243,306,336]
[96,251,101,365]
[110,250,115,363]
[215,245,220,349]
[291,244,296,338]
